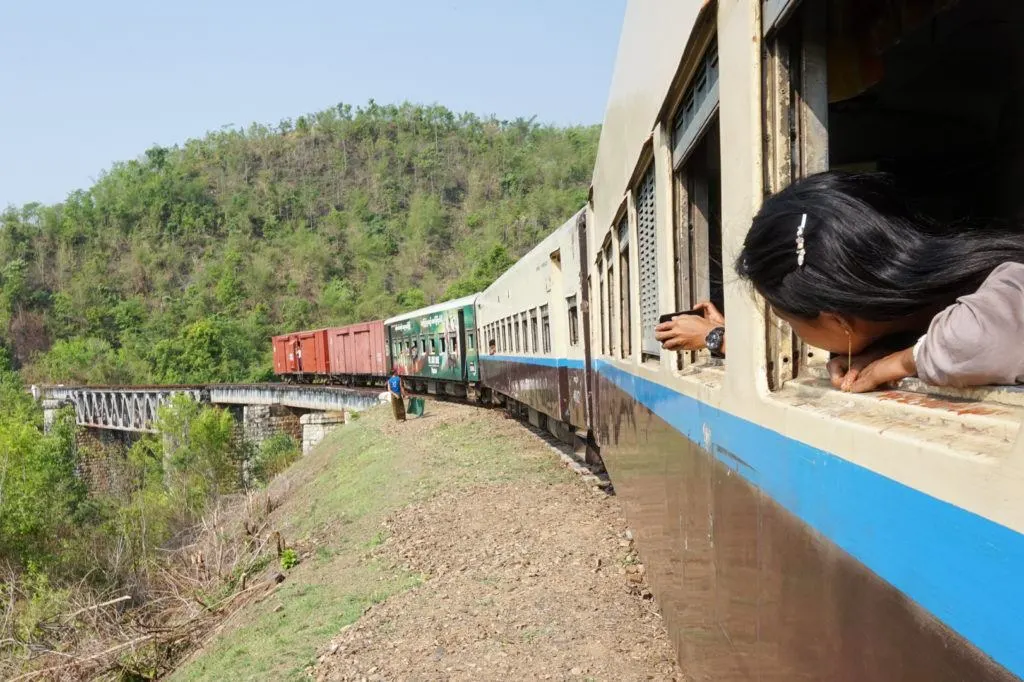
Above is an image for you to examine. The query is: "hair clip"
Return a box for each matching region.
[795,213,807,267]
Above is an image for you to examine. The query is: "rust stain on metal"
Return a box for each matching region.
[875,391,1001,416]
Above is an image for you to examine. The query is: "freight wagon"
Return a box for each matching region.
[325,321,387,385]
[271,329,328,381]
[272,321,387,385]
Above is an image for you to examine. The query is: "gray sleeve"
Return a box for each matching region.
[914,263,1024,388]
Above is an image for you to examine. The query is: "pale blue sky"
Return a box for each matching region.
[0,0,625,208]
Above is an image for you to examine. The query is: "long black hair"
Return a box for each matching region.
[736,171,1024,321]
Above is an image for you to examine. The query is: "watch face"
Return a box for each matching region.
[706,327,725,353]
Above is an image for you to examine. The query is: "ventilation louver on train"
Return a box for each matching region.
[637,167,660,357]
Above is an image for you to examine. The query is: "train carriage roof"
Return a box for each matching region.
[384,293,479,326]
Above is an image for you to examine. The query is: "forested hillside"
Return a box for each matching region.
[0,101,598,384]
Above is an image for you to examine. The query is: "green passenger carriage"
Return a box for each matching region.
[385,294,480,396]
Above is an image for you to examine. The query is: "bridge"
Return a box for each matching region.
[38,383,383,433]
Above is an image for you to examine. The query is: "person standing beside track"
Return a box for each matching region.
[387,368,407,422]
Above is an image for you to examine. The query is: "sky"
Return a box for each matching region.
[0,0,625,208]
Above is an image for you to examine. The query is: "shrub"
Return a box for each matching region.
[251,434,300,485]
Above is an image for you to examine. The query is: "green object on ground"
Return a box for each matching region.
[407,397,425,417]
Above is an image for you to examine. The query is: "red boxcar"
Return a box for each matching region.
[272,334,294,374]
[326,320,387,380]
[271,329,329,379]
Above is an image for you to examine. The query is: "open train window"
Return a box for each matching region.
[670,37,723,371]
[541,305,551,354]
[520,313,529,353]
[567,295,579,346]
[604,239,616,356]
[467,332,474,351]
[530,308,539,353]
[597,256,606,355]
[501,324,507,353]
[618,214,632,360]
[761,0,1023,399]
[514,317,521,353]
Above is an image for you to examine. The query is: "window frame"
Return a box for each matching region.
[540,305,551,354]
[618,213,632,360]
[567,295,579,347]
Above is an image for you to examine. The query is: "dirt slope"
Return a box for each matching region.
[173,400,680,681]
[313,403,680,681]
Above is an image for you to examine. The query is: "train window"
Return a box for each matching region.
[618,215,632,360]
[604,240,616,356]
[761,2,828,388]
[635,164,659,360]
[669,36,722,371]
[441,336,447,353]
[501,321,508,353]
[450,334,457,352]
[506,318,513,352]
[514,317,521,353]
[530,309,539,353]
[466,332,473,351]
[420,338,427,354]
[597,256,606,355]
[567,295,579,346]
[541,305,551,354]
[756,0,1024,397]
[521,313,529,353]
[431,338,438,353]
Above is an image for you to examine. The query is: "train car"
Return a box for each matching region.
[385,294,481,396]
[587,0,1024,680]
[326,320,387,385]
[477,209,594,448]
[271,329,329,381]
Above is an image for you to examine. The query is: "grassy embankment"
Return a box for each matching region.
[171,402,571,680]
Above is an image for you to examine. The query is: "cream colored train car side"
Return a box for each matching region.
[588,0,1024,679]
[477,209,593,445]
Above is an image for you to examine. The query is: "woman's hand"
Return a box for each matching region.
[654,301,723,351]
[694,301,724,326]
[829,346,916,393]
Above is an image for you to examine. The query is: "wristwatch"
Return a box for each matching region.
[705,326,725,358]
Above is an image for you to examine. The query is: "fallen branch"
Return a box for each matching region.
[9,634,153,682]
[62,595,132,623]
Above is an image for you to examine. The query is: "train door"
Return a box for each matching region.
[577,211,596,441]
[457,309,468,382]
[355,330,370,377]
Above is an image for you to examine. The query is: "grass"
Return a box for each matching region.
[169,401,572,681]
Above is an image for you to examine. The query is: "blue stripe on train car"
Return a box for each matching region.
[595,358,1024,679]
[481,355,585,370]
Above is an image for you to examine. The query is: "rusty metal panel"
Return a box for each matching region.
[326,321,389,378]
[295,329,329,376]
[272,334,292,375]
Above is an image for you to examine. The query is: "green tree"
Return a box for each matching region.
[0,101,598,384]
